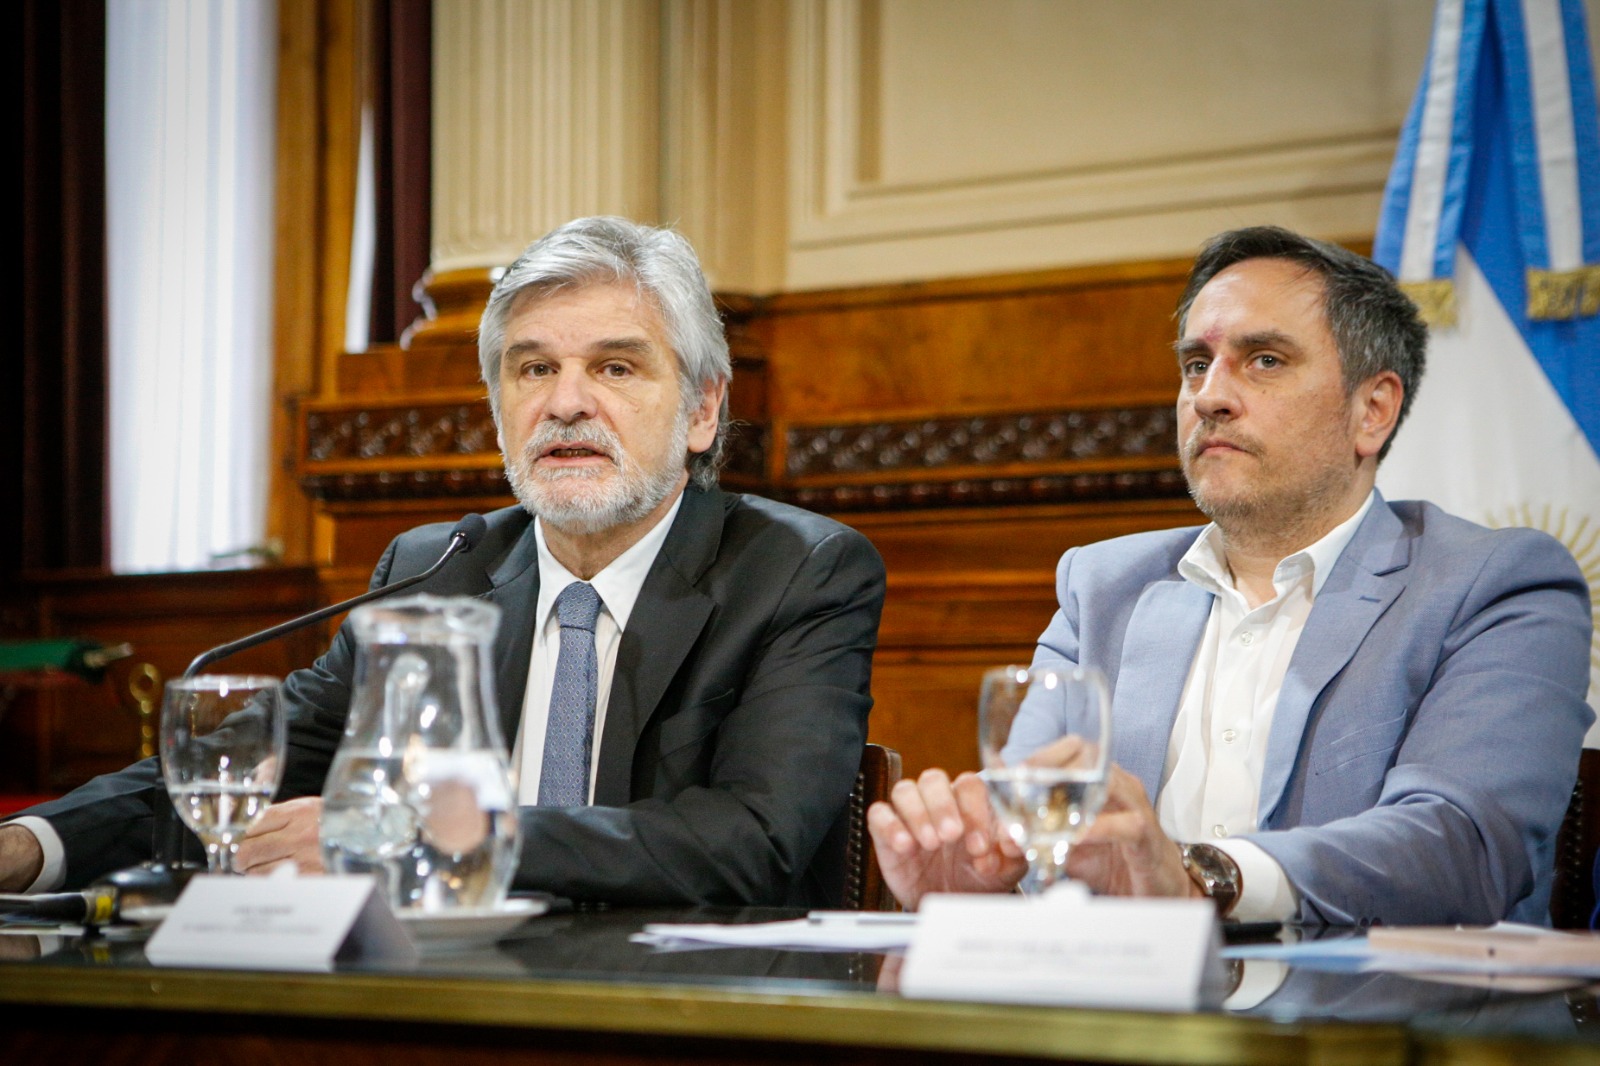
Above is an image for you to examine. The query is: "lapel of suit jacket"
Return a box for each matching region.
[484,517,543,746]
[592,486,722,806]
[1257,496,1410,825]
[1113,570,1213,799]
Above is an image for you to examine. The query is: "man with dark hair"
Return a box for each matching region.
[2,217,887,906]
[871,226,1592,926]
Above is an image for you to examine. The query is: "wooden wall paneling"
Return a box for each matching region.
[867,650,1028,781]
[270,0,323,567]
[732,263,1204,778]
[8,570,324,792]
[272,0,365,567]
[851,499,1201,577]
[314,497,516,603]
[754,259,1192,425]
[849,500,1202,778]
[335,341,484,395]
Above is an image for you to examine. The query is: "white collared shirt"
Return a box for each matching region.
[1157,492,1375,922]
[510,491,683,805]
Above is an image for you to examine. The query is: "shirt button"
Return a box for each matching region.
[1221,728,1237,743]
[1212,825,1228,838]
[1239,631,1255,646]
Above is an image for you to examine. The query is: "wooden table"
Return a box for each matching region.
[0,908,1594,1066]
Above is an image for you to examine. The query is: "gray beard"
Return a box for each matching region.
[505,411,689,535]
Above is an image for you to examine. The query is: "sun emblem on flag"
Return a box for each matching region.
[1485,505,1600,698]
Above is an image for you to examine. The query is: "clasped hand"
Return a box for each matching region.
[866,738,1201,911]
[233,796,326,875]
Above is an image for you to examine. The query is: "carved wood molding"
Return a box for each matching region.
[304,397,498,463]
[784,469,1187,514]
[300,392,504,502]
[783,406,1176,478]
[302,468,508,502]
[298,395,1185,509]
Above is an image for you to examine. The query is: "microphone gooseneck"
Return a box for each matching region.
[107,515,490,922]
[182,513,487,678]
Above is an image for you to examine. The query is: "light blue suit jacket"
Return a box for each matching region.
[1032,495,1593,925]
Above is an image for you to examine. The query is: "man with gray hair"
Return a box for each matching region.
[1,217,887,906]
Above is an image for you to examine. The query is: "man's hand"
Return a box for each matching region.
[0,824,45,892]
[236,797,326,876]
[867,768,1027,910]
[1066,766,1201,900]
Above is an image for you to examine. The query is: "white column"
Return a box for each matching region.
[430,0,663,273]
[660,0,789,293]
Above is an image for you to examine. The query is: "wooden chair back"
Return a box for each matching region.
[842,743,902,911]
[1551,748,1600,929]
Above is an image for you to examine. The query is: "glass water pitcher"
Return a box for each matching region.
[320,594,519,911]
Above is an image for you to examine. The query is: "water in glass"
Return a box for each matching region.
[978,664,1112,893]
[321,595,519,912]
[160,675,285,875]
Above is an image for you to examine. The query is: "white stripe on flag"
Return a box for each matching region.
[1403,0,1470,281]
[1521,0,1583,270]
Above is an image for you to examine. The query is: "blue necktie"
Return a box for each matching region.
[538,581,603,807]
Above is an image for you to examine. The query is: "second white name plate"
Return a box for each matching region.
[900,888,1224,1011]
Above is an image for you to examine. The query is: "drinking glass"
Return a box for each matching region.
[160,675,286,875]
[978,663,1112,893]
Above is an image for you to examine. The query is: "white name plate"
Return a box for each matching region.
[901,887,1224,1011]
[145,874,417,972]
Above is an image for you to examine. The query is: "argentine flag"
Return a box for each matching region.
[1374,0,1600,720]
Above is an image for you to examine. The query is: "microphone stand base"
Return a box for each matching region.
[94,860,206,924]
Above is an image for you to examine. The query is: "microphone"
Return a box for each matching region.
[183,512,489,677]
[0,854,210,926]
[131,513,490,914]
[0,888,117,926]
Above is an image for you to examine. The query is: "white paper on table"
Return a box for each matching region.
[631,913,917,952]
[1223,922,1600,978]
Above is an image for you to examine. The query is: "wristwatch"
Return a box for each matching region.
[1179,842,1242,918]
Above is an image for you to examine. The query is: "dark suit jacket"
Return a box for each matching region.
[19,488,887,906]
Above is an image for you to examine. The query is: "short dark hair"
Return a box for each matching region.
[1175,226,1427,460]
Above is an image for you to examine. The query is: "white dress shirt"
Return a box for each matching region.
[511,492,681,805]
[1157,492,1375,922]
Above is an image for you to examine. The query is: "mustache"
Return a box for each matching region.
[521,418,623,461]
[1182,423,1260,462]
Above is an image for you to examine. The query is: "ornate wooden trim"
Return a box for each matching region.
[786,469,1187,513]
[296,398,1186,509]
[302,468,509,502]
[304,397,498,462]
[299,391,504,502]
[784,406,1176,478]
